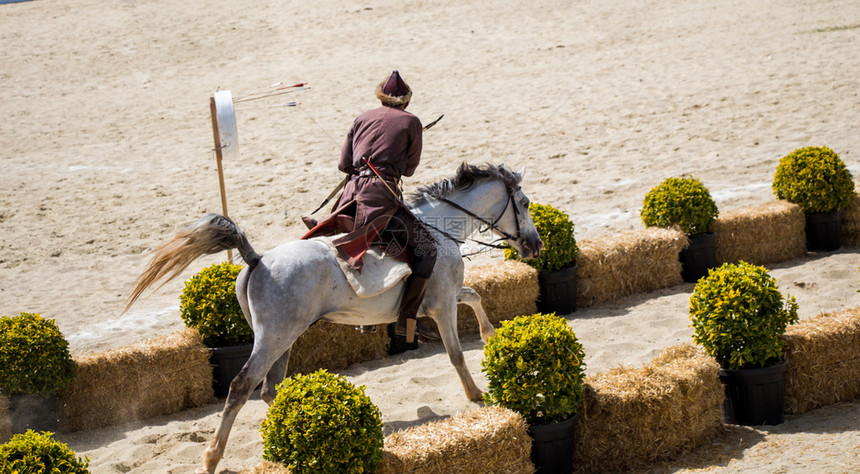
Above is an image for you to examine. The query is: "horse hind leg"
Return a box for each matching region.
[261,348,291,406]
[197,344,283,474]
[235,267,253,328]
[235,268,290,406]
[457,287,495,343]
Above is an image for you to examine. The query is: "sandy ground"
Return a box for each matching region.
[2,0,859,472]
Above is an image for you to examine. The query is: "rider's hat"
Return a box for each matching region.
[375,70,412,107]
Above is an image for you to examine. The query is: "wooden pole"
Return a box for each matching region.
[209,94,233,261]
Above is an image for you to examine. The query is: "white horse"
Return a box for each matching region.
[125,163,543,473]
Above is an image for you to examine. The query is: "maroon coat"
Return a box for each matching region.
[340,105,422,177]
[338,105,422,227]
[302,105,423,269]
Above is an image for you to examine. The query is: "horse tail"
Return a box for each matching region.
[123,213,262,313]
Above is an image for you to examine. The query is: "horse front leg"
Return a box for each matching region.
[457,286,495,343]
[197,346,280,474]
[434,300,484,402]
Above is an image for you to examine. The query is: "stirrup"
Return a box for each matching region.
[355,325,378,334]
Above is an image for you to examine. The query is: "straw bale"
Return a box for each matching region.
[576,227,687,307]
[240,461,290,474]
[241,406,533,474]
[57,328,212,432]
[711,200,806,266]
[783,307,860,414]
[453,260,538,336]
[0,394,10,443]
[287,321,388,376]
[574,344,722,472]
[381,405,533,474]
[840,190,860,247]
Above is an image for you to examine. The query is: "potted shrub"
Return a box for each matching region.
[180,261,253,397]
[482,313,586,473]
[0,430,90,473]
[689,261,798,425]
[260,369,384,473]
[505,203,580,314]
[0,313,76,434]
[640,176,720,282]
[772,145,855,251]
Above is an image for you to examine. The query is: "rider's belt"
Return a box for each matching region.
[358,169,397,181]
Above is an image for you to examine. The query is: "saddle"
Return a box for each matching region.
[301,200,413,297]
[313,235,412,298]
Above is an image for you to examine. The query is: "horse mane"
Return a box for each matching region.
[409,163,522,205]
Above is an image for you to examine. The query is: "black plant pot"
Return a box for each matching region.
[10,393,58,434]
[805,210,842,252]
[537,264,578,315]
[528,414,577,474]
[718,359,787,426]
[680,232,717,283]
[209,343,254,398]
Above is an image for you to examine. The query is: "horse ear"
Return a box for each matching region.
[516,166,526,179]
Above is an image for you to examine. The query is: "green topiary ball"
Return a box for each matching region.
[689,261,799,370]
[179,261,251,348]
[0,430,90,473]
[260,370,383,474]
[481,313,586,425]
[504,202,579,272]
[0,313,76,396]
[772,145,855,213]
[640,176,719,235]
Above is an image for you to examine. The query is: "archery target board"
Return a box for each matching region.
[213,90,239,161]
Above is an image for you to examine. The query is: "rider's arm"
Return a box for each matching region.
[402,116,423,177]
[339,125,357,175]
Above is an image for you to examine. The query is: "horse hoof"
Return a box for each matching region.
[196,456,218,474]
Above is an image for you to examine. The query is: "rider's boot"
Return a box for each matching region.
[301,216,318,229]
[395,275,429,343]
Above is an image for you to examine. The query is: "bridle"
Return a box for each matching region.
[418,185,525,252]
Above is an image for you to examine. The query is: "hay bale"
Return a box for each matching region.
[57,329,212,432]
[840,189,860,247]
[453,261,538,336]
[287,321,388,376]
[381,405,533,474]
[241,406,533,474]
[0,394,10,443]
[783,307,860,414]
[574,344,722,472]
[576,227,687,308]
[711,200,806,266]
[240,461,290,473]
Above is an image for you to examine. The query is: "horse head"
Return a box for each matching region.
[500,166,543,259]
[411,163,543,259]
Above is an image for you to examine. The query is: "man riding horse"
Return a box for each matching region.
[302,70,437,344]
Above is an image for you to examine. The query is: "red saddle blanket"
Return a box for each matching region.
[301,200,409,270]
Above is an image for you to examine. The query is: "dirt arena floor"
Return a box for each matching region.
[2,0,858,471]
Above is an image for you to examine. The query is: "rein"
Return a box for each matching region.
[417,188,523,252]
